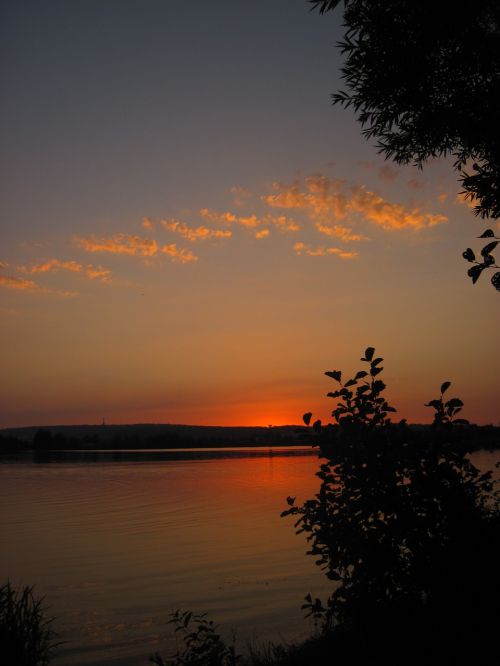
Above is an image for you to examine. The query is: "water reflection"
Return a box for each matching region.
[3,446,317,464]
[2,447,497,665]
[0,447,325,665]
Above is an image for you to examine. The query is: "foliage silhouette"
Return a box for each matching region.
[150,609,242,666]
[309,0,500,290]
[0,582,60,666]
[283,347,500,663]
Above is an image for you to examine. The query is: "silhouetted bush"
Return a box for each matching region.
[0,582,59,666]
[150,610,241,666]
[283,347,500,663]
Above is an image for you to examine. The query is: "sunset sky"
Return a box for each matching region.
[1,0,499,428]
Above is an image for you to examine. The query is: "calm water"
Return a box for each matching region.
[1,447,498,665]
[0,447,329,665]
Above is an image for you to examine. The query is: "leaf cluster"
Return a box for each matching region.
[462,230,500,290]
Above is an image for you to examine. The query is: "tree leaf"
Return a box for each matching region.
[325,370,342,382]
[446,398,463,409]
[312,419,322,433]
[363,347,375,361]
[467,264,484,284]
[462,248,475,262]
[478,229,495,238]
[491,272,500,291]
[303,412,312,426]
[440,381,451,394]
[481,241,498,256]
[354,370,368,379]
[424,399,442,409]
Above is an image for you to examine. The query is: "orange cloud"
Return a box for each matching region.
[161,219,232,241]
[0,274,78,296]
[264,176,350,219]
[20,259,111,282]
[268,215,301,232]
[0,261,8,269]
[75,234,159,257]
[160,244,198,263]
[84,266,112,280]
[75,234,197,264]
[0,275,37,290]
[200,208,300,233]
[315,223,366,242]
[200,209,237,224]
[263,175,447,233]
[201,210,259,229]
[255,229,270,239]
[27,259,81,274]
[293,242,359,260]
[142,217,155,230]
[349,187,447,230]
[263,182,313,211]
[237,214,260,228]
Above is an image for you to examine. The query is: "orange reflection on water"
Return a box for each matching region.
[0,449,326,666]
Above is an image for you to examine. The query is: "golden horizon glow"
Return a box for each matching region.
[1,168,498,428]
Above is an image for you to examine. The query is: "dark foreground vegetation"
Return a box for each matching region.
[0,582,59,666]
[4,348,499,666]
[279,348,500,664]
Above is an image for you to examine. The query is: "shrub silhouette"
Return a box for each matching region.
[283,347,500,663]
[150,609,242,666]
[0,582,59,666]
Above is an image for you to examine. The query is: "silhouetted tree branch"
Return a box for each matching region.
[309,0,500,290]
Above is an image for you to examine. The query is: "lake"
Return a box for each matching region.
[1,446,498,665]
[0,447,329,665]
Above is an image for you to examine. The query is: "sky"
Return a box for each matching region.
[1,0,499,428]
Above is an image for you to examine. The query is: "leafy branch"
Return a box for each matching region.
[462,231,500,290]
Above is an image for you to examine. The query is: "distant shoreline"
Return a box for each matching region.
[0,423,304,452]
[1,422,499,454]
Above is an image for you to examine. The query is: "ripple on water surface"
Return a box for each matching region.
[1,448,331,665]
